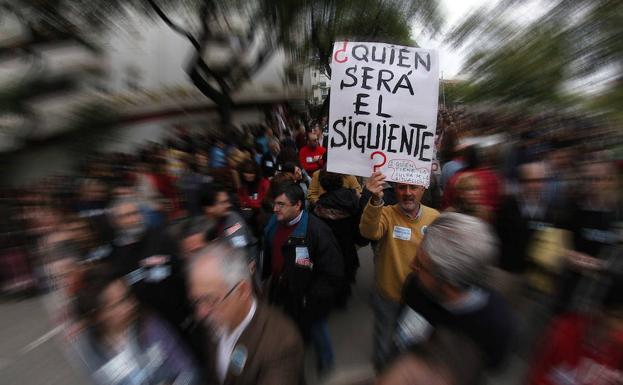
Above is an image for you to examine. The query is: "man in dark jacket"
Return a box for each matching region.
[399,212,514,371]
[313,171,363,305]
[262,183,343,374]
[260,139,281,178]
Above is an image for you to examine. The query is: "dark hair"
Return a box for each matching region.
[239,159,260,178]
[272,182,304,206]
[279,147,299,165]
[75,264,135,343]
[280,162,297,174]
[176,216,211,240]
[319,171,343,192]
[464,145,481,169]
[603,276,623,311]
[200,183,227,207]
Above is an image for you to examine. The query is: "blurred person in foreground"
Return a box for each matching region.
[74,265,200,385]
[377,329,484,385]
[398,212,514,371]
[262,183,343,374]
[557,158,622,313]
[43,241,87,341]
[359,171,439,371]
[528,277,623,385]
[106,197,193,349]
[188,242,304,385]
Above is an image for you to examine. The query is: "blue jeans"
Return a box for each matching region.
[310,319,334,371]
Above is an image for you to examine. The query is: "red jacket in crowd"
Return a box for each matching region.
[529,314,623,385]
[442,167,502,214]
[299,144,326,174]
[238,178,270,210]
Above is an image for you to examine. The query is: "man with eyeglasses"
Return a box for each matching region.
[359,171,439,371]
[189,242,304,385]
[399,213,514,371]
[262,182,343,375]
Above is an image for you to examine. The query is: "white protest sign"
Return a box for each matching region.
[327,41,439,187]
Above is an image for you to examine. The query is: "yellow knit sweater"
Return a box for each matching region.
[359,201,439,301]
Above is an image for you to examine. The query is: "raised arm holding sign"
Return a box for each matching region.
[327,41,439,187]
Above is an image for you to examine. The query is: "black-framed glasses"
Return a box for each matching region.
[192,282,240,309]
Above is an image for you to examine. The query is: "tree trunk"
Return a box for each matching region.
[321,93,330,118]
[218,98,233,129]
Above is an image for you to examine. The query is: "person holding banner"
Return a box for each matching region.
[359,171,439,370]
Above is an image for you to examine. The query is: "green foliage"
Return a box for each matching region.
[445,0,623,116]
[276,0,443,75]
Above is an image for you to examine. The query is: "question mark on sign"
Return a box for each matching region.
[370,151,387,172]
[333,41,349,63]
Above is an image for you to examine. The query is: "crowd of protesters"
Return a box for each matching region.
[0,107,621,385]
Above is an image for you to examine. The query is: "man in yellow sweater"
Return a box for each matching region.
[359,171,439,370]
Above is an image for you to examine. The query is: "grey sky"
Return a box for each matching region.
[412,0,492,79]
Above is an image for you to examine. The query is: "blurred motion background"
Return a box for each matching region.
[0,0,621,384]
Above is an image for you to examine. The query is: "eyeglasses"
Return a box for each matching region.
[192,282,240,309]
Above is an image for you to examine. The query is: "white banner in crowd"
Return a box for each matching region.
[327,41,439,187]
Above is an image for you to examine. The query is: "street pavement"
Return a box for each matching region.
[0,245,529,385]
[0,294,90,385]
[0,246,377,385]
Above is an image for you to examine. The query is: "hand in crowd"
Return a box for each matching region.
[365,171,386,204]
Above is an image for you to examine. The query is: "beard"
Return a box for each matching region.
[399,199,418,212]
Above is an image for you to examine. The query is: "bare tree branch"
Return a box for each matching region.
[145,0,201,51]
